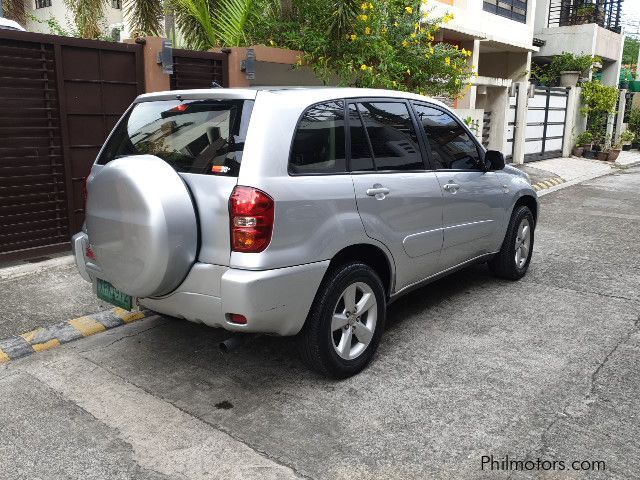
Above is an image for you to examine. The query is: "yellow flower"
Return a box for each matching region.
[406,68,411,75]
[361,2,368,9]
[368,2,374,8]
[429,46,434,54]
[443,13,454,22]
[392,80,397,86]
[405,6,413,14]
[350,34,357,40]
[421,0,428,4]
[360,64,369,71]
[365,26,371,34]
[358,14,368,21]
[382,27,388,34]
[461,48,470,57]
[268,39,276,46]
[445,56,451,65]
[393,21,399,27]
[410,32,417,38]
[402,40,409,47]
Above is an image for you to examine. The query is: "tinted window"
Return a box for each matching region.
[289,101,346,174]
[348,104,375,172]
[356,102,424,171]
[413,104,481,170]
[98,99,252,176]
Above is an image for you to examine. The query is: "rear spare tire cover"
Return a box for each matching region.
[86,155,197,298]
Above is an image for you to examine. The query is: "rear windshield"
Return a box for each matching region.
[97,99,253,176]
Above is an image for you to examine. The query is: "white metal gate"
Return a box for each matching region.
[524,87,568,162]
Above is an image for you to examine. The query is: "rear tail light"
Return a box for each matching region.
[228,313,247,324]
[229,186,274,253]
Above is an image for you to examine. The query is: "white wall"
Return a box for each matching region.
[429,0,536,50]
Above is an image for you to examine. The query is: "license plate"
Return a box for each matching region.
[96,278,133,311]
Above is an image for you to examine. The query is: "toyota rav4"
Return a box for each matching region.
[73,87,537,378]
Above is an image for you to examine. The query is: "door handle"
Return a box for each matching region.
[443,183,460,193]
[366,186,390,197]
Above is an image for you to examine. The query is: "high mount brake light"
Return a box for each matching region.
[229,186,274,253]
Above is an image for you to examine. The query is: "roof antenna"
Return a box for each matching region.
[211,82,223,88]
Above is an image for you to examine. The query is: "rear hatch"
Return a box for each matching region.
[85,92,255,298]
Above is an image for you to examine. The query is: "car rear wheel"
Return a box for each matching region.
[489,205,535,280]
[297,262,386,378]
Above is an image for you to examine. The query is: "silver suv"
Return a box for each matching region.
[73,87,537,378]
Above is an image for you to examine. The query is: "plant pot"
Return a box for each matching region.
[572,146,584,157]
[622,144,632,151]
[597,151,609,161]
[559,71,581,87]
[583,149,597,159]
[607,149,621,162]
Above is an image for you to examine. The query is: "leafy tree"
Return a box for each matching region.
[251,0,473,98]
[623,37,639,67]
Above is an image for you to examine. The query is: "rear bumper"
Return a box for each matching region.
[72,232,328,336]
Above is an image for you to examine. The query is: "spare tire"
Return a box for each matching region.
[86,155,198,298]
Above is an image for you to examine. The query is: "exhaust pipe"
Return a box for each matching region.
[219,334,257,353]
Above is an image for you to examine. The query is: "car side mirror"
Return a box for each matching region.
[484,150,505,171]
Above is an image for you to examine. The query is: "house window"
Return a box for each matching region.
[483,0,527,23]
[35,0,52,8]
[112,0,122,8]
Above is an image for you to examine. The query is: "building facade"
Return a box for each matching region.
[25,0,125,37]
[533,0,625,86]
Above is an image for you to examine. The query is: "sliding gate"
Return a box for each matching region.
[524,86,569,162]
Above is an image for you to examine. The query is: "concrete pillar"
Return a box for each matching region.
[614,89,627,144]
[457,39,480,109]
[605,113,615,148]
[487,86,509,152]
[562,86,580,157]
[512,81,529,165]
[124,37,170,93]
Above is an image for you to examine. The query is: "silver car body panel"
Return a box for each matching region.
[75,87,538,336]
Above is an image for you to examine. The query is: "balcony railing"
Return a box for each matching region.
[547,0,623,33]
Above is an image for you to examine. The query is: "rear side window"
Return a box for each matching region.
[355,101,424,171]
[97,99,253,176]
[413,103,481,170]
[289,101,346,174]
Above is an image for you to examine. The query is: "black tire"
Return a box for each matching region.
[297,261,386,378]
[489,205,535,280]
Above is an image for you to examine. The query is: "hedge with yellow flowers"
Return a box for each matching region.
[252,0,473,98]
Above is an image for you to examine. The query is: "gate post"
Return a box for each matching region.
[125,36,169,93]
[614,89,627,144]
[512,81,529,165]
[562,86,579,157]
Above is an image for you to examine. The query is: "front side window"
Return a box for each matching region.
[289,101,346,174]
[413,104,482,170]
[97,99,253,176]
[355,101,424,171]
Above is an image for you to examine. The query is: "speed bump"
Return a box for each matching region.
[0,308,151,364]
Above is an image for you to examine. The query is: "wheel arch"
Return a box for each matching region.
[512,194,538,225]
[328,243,394,299]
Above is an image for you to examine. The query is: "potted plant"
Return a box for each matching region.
[607,140,622,162]
[573,131,592,156]
[550,52,598,87]
[620,130,635,151]
[571,4,595,25]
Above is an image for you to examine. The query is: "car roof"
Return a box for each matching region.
[136,87,450,110]
[0,17,26,31]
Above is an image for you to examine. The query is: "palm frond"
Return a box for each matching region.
[171,0,216,50]
[212,0,254,46]
[3,0,27,25]
[64,0,107,39]
[124,0,164,36]
[329,0,359,40]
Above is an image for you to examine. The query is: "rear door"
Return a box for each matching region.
[412,102,504,268]
[349,99,444,292]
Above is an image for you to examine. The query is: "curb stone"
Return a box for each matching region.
[0,307,150,363]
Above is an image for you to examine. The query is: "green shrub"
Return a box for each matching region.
[575,131,593,146]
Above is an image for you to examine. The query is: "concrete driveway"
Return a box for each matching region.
[1,166,639,479]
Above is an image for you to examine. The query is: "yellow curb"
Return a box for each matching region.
[32,339,61,352]
[69,316,107,337]
[20,328,44,343]
[0,349,9,363]
[113,307,145,324]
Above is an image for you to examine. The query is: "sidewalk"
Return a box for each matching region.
[514,149,640,195]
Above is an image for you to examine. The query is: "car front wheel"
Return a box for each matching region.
[297,262,386,378]
[489,205,535,280]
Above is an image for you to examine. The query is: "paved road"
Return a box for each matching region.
[1,167,639,479]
